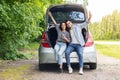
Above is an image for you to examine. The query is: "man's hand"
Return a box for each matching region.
[89,11,92,18]
[82,45,85,47]
[88,11,92,22]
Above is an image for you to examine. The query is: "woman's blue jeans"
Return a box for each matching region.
[54,42,67,65]
[65,43,83,68]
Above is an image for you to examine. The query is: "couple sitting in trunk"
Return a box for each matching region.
[48,11,92,75]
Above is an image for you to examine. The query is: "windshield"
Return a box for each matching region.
[48,11,85,24]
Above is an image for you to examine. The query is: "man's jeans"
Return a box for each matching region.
[65,43,83,68]
[54,42,67,65]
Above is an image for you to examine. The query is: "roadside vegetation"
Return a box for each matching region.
[0,0,120,61]
[19,42,40,59]
[0,64,30,80]
[89,10,120,40]
[0,0,64,60]
[89,10,120,59]
[0,42,39,80]
[96,44,120,59]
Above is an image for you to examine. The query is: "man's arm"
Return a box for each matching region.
[48,11,57,26]
[77,11,92,28]
[88,11,92,22]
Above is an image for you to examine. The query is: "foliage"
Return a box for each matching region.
[0,0,64,60]
[89,10,120,40]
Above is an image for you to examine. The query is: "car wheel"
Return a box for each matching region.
[39,64,45,70]
[89,63,97,70]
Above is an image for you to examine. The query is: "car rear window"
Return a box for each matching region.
[48,8,85,24]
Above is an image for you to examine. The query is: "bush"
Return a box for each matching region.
[0,0,64,60]
[0,1,43,60]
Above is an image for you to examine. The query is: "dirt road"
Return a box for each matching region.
[0,53,120,80]
[25,53,120,80]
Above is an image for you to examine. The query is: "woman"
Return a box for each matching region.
[48,11,70,73]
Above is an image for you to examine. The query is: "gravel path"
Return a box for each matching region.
[1,53,119,80]
[26,53,120,80]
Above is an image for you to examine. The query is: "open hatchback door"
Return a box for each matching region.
[46,4,89,48]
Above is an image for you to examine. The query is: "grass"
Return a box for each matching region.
[96,44,120,59]
[28,42,40,50]
[19,42,40,59]
[0,62,30,80]
[95,40,120,42]
[0,42,39,80]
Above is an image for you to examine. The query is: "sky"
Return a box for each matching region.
[88,0,120,22]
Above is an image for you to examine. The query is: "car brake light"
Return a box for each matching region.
[85,32,94,47]
[41,32,51,48]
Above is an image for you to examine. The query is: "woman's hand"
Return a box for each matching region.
[48,11,52,16]
[61,34,66,40]
[61,34,70,43]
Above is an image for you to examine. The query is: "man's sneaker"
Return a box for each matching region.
[68,67,73,74]
[79,68,84,75]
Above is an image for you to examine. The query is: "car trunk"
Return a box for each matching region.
[46,4,88,48]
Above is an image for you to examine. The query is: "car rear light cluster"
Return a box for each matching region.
[85,32,94,47]
[41,32,51,48]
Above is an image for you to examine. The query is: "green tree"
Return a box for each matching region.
[89,10,120,40]
[0,0,64,60]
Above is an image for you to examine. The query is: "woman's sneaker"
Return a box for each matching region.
[58,68,63,73]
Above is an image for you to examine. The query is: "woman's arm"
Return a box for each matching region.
[48,11,57,26]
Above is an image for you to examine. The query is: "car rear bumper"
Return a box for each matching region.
[39,45,97,64]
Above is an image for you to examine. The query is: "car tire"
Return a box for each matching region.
[89,63,97,70]
[39,64,45,70]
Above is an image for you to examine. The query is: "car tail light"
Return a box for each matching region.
[41,32,51,48]
[85,32,94,47]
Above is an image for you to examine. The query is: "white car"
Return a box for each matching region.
[39,4,97,70]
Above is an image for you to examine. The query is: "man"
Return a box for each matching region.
[65,11,92,75]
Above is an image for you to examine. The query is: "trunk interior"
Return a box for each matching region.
[47,27,58,48]
[47,26,88,48]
